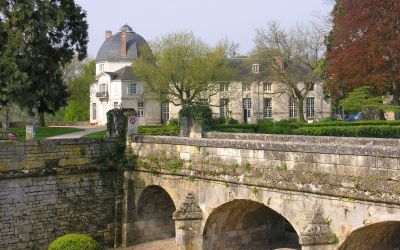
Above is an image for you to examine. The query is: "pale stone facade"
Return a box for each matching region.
[167,59,333,123]
[91,26,332,126]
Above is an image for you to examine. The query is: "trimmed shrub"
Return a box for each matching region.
[48,234,99,250]
[294,125,400,138]
[138,125,179,136]
[168,118,179,126]
[179,105,213,128]
[303,120,400,127]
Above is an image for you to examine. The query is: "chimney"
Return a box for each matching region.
[105,30,112,40]
[121,30,127,57]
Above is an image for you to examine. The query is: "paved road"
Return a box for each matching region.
[47,126,106,139]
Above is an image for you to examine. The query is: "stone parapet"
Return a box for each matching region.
[0,138,117,175]
[131,134,400,205]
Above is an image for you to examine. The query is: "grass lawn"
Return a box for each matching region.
[81,130,108,139]
[10,127,83,140]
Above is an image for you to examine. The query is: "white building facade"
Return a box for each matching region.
[90,25,332,126]
[90,25,163,126]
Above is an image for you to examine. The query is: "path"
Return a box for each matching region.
[47,126,106,139]
[114,238,176,250]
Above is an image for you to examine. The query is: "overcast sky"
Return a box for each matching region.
[75,0,333,58]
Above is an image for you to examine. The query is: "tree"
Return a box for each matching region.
[0,0,88,126]
[254,21,326,122]
[326,0,400,108]
[64,60,95,121]
[340,86,400,119]
[134,31,237,107]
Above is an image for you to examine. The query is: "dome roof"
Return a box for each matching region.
[96,25,149,62]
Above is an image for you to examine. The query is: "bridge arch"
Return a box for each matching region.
[339,221,400,250]
[203,199,300,250]
[134,185,176,244]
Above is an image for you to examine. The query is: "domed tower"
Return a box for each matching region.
[95,24,150,74]
[90,25,163,127]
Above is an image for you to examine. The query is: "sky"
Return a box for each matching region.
[75,0,334,58]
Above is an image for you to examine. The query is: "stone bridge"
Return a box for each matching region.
[0,134,399,249]
[124,133,400,250]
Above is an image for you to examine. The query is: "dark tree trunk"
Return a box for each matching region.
[39,112,45,127]
[297,99,305,122]
[393,81,400,120]
[2,107,10,129]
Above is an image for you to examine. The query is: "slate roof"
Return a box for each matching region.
[227,57,311,83]
[112,66,140,81]
[96,25,150,62]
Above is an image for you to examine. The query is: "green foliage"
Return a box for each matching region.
[354,179,361,190]
[0,0,88,120]
[276,164,288,171]
[315,58,328,79]
[9,127,82,140]
[243,162,252,171]
[166,159,183,173]
[332,234,339,246]
[295,125,400,138]
[64,100,89,121]
[168,118,179,126]
[134,31,237,106]
[210,119,400,138]
[179,105,213,128]
[251,186,260,195]
[64,60,95,121]
[138,125,179,136]
[81,130,107,139]
[48,234,99,250]
[106,108,136,138]
[340,86,400,115]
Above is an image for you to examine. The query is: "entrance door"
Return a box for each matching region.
[138,101,145,125]
[243,98,251,124]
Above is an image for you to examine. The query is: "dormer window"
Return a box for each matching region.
[128,83,137,95]
[99,64,105,72]
[252,64,260,73]
[220,83,229,92]
[263,82,272,92]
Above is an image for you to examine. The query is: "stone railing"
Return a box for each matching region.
[131,134,400,205]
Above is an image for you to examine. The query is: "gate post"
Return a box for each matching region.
[173,193,203,250]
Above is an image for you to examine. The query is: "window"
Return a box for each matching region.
[243,98,252,118]
[99,64,104,72]
[99,83,107,92]
[242,83,251,91]
[138,101,144,118]
[162,102,169,122]
[252,64,260,73]
[289,98,297,118]
[263,98,272,118]
[263,82,272,92]
[220,98,229,118]
[92,103,97,120]
[113,102,118,109]
[306,97,315,118]
[220,83,229,92]
[128,83,137,95]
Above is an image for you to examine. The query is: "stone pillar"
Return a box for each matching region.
[180,117,191,137]
[173,193,203,250]
[300,206,335,250]
[179,117,202,138]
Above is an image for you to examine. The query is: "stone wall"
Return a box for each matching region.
[131,133,400,205]
[0,139,122,250]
